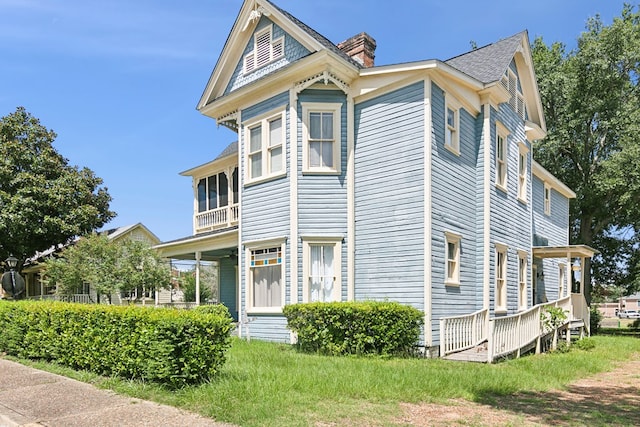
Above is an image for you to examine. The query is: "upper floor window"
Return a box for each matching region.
[197,168,237,213]
[245,110,285,184]
[444,232,461,286]
[244,25,284,74]
[444,95,460,155]
[495,122,509,191]
[501,67,526,119]
[518,142,529,203]
[302,102,342,174]
[544,183,551,215]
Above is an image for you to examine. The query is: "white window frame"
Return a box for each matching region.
[444,231,461,286]
[301,102,342,174]
[501,68,526,119]
[518,250,528,311]
[517,142,529,203]
[495,122,509,192]
[243,24,285,74]
[444,95,460,155]
[544,183,551,216]
[302,236,342,303]
[558,263,566,299]
[495,243,508,313]
[243,108,286,185]
[245,239,286,314]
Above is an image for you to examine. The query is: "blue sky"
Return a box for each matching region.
[0,0,630,242]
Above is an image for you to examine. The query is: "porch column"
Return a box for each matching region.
[566,252,572,298]
[226,168,233,228]
[40,273,44,299]
[195,251,201,305]
[579,257,586,295]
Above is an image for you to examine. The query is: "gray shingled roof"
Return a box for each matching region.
[264,0,363,69]
[445,32,526,84]
[214,141,238,161]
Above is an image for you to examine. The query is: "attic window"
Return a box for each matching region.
[501,69,526,120]
[244,25,284,74]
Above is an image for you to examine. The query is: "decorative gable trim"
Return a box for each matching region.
[294,70,350,94]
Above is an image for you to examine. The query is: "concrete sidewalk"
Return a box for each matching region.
[0,359,233,427]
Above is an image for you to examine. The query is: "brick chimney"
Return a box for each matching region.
[337,32,376,67]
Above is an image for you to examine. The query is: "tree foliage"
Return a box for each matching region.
[43,234,170,303]
[180,263,218,303]
[532,4,640,299]
[0,107,115,267]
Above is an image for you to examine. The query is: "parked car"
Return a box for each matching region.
[618,310,640,319]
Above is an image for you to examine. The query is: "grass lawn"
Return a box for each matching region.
[20,335,640,427]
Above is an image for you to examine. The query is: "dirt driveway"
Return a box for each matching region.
[396,357,640,426]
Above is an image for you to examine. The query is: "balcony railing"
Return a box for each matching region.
[195,204,239,233]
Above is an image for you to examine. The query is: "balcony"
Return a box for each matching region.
[195,203,239,233]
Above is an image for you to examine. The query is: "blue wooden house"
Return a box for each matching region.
[155,0,596,359]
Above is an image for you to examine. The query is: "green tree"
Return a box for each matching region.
[43,234,170,303]
[531,4,640,300]
[180,263,218,303]
[0,107,114,268]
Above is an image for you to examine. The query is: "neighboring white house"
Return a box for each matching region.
[155,0,597,358]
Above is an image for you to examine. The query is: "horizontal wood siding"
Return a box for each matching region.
[240,92,291,329]
[489,103,533,315]
[532,174,571,301]
[219,257,238,321]
[354,82,425,309]
[430,83,480,345]
[297,89,348,301]
[225,16,310,94]
[241,315,290,342]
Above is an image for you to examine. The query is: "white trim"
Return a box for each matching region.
[444,231,462,287]
[495,242,508,313]
[423,78,433,347]
[301,102,343,174]
[245,240,286,314]
[289,88,299,304]
[517,142,529,204]
[482,103,491,311]
[531,160,575,199]
[347,94,355,301]
[444,93,460,156]
[517,250,528,311]
[558,262,566,299]
[237,109,243,339]
[243,106,287,185]
[495,121,509,192]
[301,237,342,303]
[243,24,285,75]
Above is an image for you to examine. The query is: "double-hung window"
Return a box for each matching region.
[544,183,551,215]
[302,237,341,302]
[444,232,461,286]
[558,263,566,299]
[495,122,509,191]
[248,244,284,312]
[302,103,342,173]
[444,95,460,155]
[244,25,284,74]
[245,110,285,183]
[518,142,529,203]
[518,251,528,311]
[495,244,508,313]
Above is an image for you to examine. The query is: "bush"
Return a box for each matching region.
[0,300,233,387]
[283,301,423,357]
[590,306,602,334]
[573,337,596,351]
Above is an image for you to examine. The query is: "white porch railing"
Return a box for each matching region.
[195,204,239,232]
[571,293,590,335]
[439,308,488,356]
[488,296,572,361]
[29,294,92,304]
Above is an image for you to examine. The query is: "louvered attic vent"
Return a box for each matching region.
[501,69,526,120]
[244,25,284,74]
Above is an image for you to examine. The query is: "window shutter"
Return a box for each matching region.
[255,31,271,67]
[272,37,283,59]
[244,53,255,73]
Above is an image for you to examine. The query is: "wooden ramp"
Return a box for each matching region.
[443,342,488,363]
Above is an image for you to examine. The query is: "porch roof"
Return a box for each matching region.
[532,245,599,259]
[154,226,238,261]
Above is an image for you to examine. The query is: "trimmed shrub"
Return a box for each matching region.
[283,301,423,356]
[0,300,233,387]
[590,306,602,334]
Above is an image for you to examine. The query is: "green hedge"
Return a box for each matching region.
[0,300,233,387]
[283,301,423,356]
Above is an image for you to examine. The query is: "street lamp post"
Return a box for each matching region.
[1,255,25,300]
[6,256,18,297]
